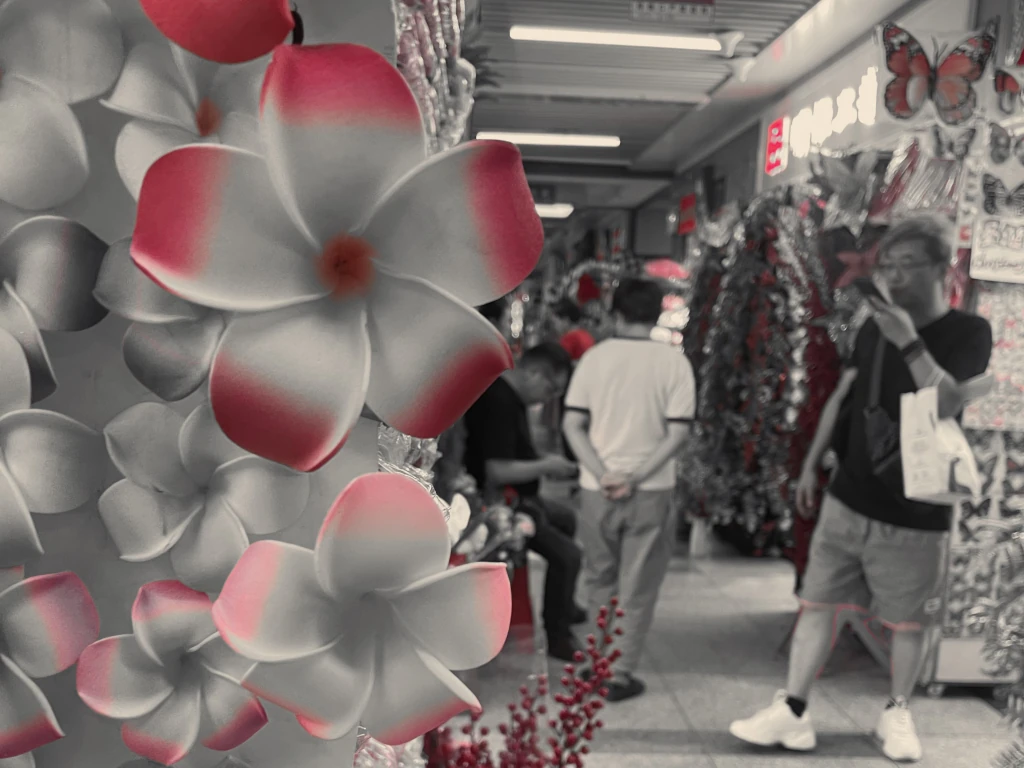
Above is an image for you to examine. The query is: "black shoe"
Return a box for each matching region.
[571,605,588,625]
[605,674,645,703]
[547,633,581,662]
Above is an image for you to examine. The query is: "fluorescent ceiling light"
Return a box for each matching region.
[477,131,621,148]
[509,25,722,52]
[536,203,574,219]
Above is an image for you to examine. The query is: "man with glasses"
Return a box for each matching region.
[730,217,992,762]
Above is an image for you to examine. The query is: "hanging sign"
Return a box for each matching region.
[970,213,1024,284]
[630,0,715,22]
[764,117,790,177]
[678,193,697,235]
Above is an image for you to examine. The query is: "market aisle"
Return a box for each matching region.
[465,544,1007,768]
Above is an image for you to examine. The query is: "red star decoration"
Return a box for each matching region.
[835,242,879,288]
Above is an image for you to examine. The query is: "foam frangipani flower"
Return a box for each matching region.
[94,239,226,402]
[118,759,247,768]
[100,402,310,594]
[77,581,268,766]
[0,0,124,209]
[131,44,542,472]
[213,473,512,746]
[0,572,100,762]
[102,41,265,199]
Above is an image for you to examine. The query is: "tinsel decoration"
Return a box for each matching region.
[811,149,881,237]
[1008,0,1024,67]
[378,424,449,520]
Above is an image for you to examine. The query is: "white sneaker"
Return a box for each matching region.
[729,690,817,751]
[875,698,923,762]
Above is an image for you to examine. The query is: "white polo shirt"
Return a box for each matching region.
[564,338,696,492]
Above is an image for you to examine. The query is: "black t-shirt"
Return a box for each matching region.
[830,311,993,531]
[463,377,540,499]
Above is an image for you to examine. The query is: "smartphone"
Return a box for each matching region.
[852,277,891,304]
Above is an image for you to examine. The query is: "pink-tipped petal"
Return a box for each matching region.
[212,541,342,663]
[121,679,202,765]
[132,145,322,313]
[0,411,103,514]
[0,216,108,332]
[0,654,63,758]
[208,300,369,472]
[364,271,513,439]
[98,480,202,563]
[0,284,54,404]
[360,630,479,746]
[390,563,511,671]
[241,637,373,739]
[0,0,124,104]
[95,239,205,324]
[100,43,195,129]
[0,751,34,767]
[0,464,40,569]
[0,568,23,594]
[104,404,197,497]
[178,403,248,487]
[314,474,450,599]
[198,673,267,751]
[139,0,294,64]
[131,582,216,666]
[206,457,309,535]
[0,572,99,678]
[365,141,542,307]
[0,76,88,211]
[259,44,426,244]
[114,121,197,201]
[123,314,227,403]
[76,635,175,719]
[0,330,29,421]
[168,503,249,595]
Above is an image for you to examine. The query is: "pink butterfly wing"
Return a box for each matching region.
[934,22,998,124]
[881,24,932,119]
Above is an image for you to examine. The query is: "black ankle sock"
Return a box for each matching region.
[785,696,807,717]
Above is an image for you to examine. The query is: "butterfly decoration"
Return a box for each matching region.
[983,173,1024,217]
[977,453,1001,498]
[1005,431,1024,454]
[1004,447,1024,497]
[932,125,978,160]
[989,122,1024,166]
[995,68,1024,114]
[958,498,992,545]
[880,19,999,126]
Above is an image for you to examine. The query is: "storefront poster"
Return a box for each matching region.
[970,211,1024,284]
[964,282,1024,431]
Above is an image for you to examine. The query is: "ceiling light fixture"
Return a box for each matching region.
[536,203,574,219]
[509,25,723,52]
[477,131,621,148]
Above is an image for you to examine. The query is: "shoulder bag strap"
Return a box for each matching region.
[868,334,887,408]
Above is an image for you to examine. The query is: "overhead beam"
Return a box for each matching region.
[523,161,673,185]
[477,83,707,103]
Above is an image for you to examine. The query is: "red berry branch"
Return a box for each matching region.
[425,600,625,768]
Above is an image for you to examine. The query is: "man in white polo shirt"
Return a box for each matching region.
[562,278,695,702]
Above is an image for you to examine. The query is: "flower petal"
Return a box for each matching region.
[76,635,175,719]
[132,144,323,313]
[193,636,254,683]
[0,752,34,767]
[208,300,369,472]
[179,403,247,487]
[131,581,216,666]
[259,44,426,245]
[364,270,512,439]
[100,43,195,130]
[104,404,198,497]
[0,569,23,594]
[212,541,342,663]
[0,463,40,569]
[0,330,29,420]
[314,474,450,599]
[94,238,205,324]
[360,630,479,746]
[123,314,227,403]
[198,672,267,751]
[98,480,202,562]
[170,46,219,109]
[0,0,124,104]
[121,678,202,765]
[0,654,63,757]
[365,141,542,306]
[0,410,103,514]
[217,113,263,155]
[206,456,309,535]
[0,572,99,678]
[139,0,294,64]
[169,502,249,594]
[114,121,197,201]
[0,285,54,403]
[389,563,511,671]
[0,76,88,210]
[241,638,373,739]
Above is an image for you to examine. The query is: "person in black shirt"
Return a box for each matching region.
[731,217,992,763]
[463,342,584,661]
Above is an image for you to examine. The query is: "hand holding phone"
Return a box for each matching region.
[852,277,891,304]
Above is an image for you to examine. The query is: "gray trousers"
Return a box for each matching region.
[578,488,675,674]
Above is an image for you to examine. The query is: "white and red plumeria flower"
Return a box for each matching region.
[131,43,542,472]
[0,572,100,762]
[212,473,512,746]
[99,401,310,594]
[102,42,265,199]
[0,0,124,209]
[77,581,268,766]
[94,239,226,402]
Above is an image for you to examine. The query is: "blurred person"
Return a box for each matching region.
[463,342,586,661]
[550,298,596,362]
[562,278,695,702]
[730,217,992,762]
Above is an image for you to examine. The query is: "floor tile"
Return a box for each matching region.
[585,755,715,768]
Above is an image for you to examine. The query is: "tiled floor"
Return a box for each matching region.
[461,543,1009,767]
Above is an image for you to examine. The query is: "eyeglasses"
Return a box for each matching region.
[875,261,934,277]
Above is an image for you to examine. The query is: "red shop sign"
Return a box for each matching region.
[764,116,790,177]
[678,193,697,236]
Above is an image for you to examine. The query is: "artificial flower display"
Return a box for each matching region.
[130,43,543,472]
[102,42,265,199]
[99,402,310,594]
[0,572,100,761]
[77,581,267,766]
[0,0,124,209]
[212,473,512,746]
